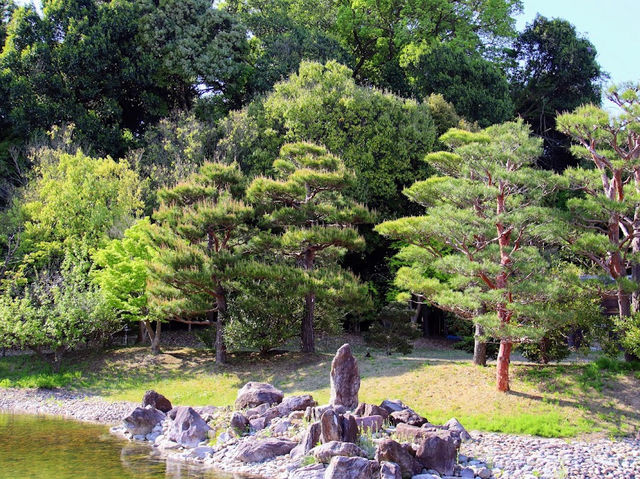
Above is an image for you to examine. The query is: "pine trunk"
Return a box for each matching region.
[301,248,316,353]
[473,323,487,366]
[496,339,512,392]
[215,286,227,364]
[151,321,161,355]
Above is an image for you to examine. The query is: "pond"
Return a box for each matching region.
[0,412,242,479]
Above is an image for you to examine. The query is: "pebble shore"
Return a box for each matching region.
[2,388,640,479]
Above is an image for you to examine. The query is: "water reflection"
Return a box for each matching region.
[0,412,242,479]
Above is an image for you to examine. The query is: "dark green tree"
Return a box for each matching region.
[365,302,420,355]
[407,44,513,128]
[509,15,605,171]
[247,142,373,353]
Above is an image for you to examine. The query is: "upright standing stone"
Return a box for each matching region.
[329,343,360,410]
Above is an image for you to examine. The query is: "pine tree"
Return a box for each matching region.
[246,142,374,353]
[376,120,574,392]
[148,162,254,364]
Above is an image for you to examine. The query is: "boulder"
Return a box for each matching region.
[414,433,458,476]
[290,421,321,458]
[230,412,249,435]
[379,399,408,415]
[395,423,460,447]
[277,395,317,415]
[375,438,421,478]
[354,402,390,419]
[289,463,325,479]
[249,416,268,431]
[123,406,165,436]
[443,417,471,441]
[167,406,210,448]
[309,440,367,463]
[320,408,342,443]
[341,414,359,443]
[234,437,297,463]
[235,382,284,410]
[389,408,428,427]
[329,344,360,410]
[305,404,347,422]
[270,419,292,436]
[246,403,270,419]
[141,390,172,413]
[324,456,380,479]
[380,461,402,479]
[354,415,384,434]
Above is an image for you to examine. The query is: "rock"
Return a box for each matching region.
[278,395,317,415]
[411,475,440,479]
[379,399,408,415]
[271,419,292,435]
[341,414,359,443]
[389,408,428,427]
[324,456,380,479]
[475,466,492,479]
[141,390,173,413]
[309,440,367,463]
[320,408,342,443]
[375,438,422,478]
[234,437,297,463]
[305,404,347,422]
[380,461,402,479]
[289,463,325,479]
[167,406,211,448]
[249,416,268,431]
[460,467,475,478]
[123,406,166,436]
[415,432,459,476]
[246,403,270,418]
[355,415,385,434]
[354,402,390,419]
[443,417,471,441]
[395,423,461,447]
[230,412,250,435]
[235,382,284,410]
[290,421,321,458]
[189,446,214,459]
[329,344,360,410]
[289,410,305,421]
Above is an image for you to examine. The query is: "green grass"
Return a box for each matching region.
[1,336,639,438]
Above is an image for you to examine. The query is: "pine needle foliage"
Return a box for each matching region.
[376,120,580,391]
[247,142,374,353]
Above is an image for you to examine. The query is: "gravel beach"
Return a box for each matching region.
[2,387,640,479]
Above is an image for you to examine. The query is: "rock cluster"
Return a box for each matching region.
[112,344,479,479]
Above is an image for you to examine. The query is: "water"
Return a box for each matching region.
[0,412,238,479]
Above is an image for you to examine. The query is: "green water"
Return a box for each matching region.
[0,412,238,479]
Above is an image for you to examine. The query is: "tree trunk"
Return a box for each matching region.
[215,285,227,364]
[143,320,162,355]
[539,336,550,365]
[496,339,512,392]
[136,321,146,344]
[301,248,316,353]
[473,323,487,366]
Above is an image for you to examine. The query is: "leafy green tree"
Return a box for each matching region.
[225,0,349,99]
[509,15,605,171]
[407,44,513,128]
[92,218,163,353]
[148,162,254,364]
[247,142,373,353]
[556,84,640,358]
[333,0,521,93]
[217,60,436,217]
[20,144,142,265]
[376,121,575,391]
[0,243,118,369]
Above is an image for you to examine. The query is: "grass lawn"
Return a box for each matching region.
[1,335,639,439]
